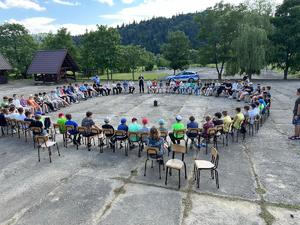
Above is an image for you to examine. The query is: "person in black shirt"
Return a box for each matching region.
[213,112,224,126]
[289,88,300,140]
[102,117,115,148]
[138,75,145,93]
[29,115,46,136]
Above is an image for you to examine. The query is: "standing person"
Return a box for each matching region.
[289,88,300,140]
[138,74,145,93]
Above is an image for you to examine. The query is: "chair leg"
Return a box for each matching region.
[165,167,168,185]
[184,162,187,179]
[159,163,161,179]
[197,170,200,188]
[56,144,60,156]
[211,169,214,179]
[48,147,52,163]
[38,146,40,162]
[144,159,148,176]
[215,170,219,189]
[178,170,181,189]
[193,164,196,181]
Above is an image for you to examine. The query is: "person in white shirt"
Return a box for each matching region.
[12,94,22,108]
[146,80,152,94]
[248,103,260,125]
[7,106,18,119]
[129,81,135,94]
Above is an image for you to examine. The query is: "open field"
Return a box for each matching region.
[0,80,300,225]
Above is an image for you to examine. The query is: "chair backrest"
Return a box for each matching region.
[10,119,17,126]
[22,121,31,129]
[77,126,88,134]
[102,128,114,136]
[90,127,102,135]
[65,125,75,132]
[160,131,168,139]
[207,128,217,136]
[144,146,159,156]
[31,127,42,134]
[115,130,127,136]
[35,135,49,146]
[187,128,200,135]
[211,147,219,168]
[172,144,186,154]
[216,125,224,132]
[174,129,186,136]
[140,132,149,140]
[53,123,60,133]
[128,132,140,140]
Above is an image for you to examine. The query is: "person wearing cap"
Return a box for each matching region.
[65,114,80,145]
[169,115,185,144]
[289,88,300,140]
[115,118,128,148]
[102,117,115,148]
[186,116,199,139]
[140,118,150,133]
[57,113,67,134]
[128,117,142,142]
[158,119,168,132]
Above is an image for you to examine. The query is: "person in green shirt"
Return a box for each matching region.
[57,113,67,134]
[233,108,245,130]
[128,117,142,143]
[169,115,185,144]
[0,96,9,108]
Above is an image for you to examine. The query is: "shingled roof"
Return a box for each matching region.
[27,49,79,75]
[0,53,12,71]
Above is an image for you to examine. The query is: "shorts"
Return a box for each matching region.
[292,117,300,126]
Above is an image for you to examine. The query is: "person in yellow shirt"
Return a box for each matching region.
[233,107,245,130]
[222,111,232,132]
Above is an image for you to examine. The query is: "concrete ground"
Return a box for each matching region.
[0,80,300,225]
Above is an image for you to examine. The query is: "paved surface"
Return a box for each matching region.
[0,80,300,225]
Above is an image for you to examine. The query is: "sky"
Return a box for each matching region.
[0,0,283,35]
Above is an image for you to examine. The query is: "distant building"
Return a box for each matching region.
[27,49,79,84]
[0,53,12,84]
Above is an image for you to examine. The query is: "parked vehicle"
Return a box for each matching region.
[165,71,200,82]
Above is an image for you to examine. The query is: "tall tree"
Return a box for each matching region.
[196,3,245,80]
[42,28,78,60]
[270,0,300,79]
[80,25,120,80]
[0,23,38,78]
[162,31,190,74]
[121,45,144,80]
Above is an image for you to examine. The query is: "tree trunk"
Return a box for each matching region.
[106,69,109,81]
[283,68,288,80]
[110,70,113,80]
[132,70,135,81]
[173,69,176,75]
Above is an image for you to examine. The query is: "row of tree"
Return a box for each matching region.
[0,0,299,80]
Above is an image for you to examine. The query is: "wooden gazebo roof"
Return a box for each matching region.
[27,49,79,75]
[0,53,12,71]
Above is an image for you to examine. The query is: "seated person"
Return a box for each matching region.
[116,82,122,94]
[0,109,8,132]
[123,81,129,93]
[243,105,250,119]
[57,113,67,134]
[114,118,128,148]
[102,117,115,148]
[65,114,80,145]
[103,83,111,95]
[187,116,199,139]
[248,103,260,125]
[213,112,224,126]
[233,107,245,130]
[158,80,164,93]
[222,111,232,132]
[169,115,185,144]
[81,111,101,147]
[15,107,26,121]
[146,80,152,94]
[201,116,214,138]
[29,114,47,136]
[128,117,142,143]
[7,106,18,119]
[146,127,165,163]
[27,96,43,114]
[128,81,135,94]
[238,83,254,101]
[140,118,150,133]
[0,96,9,108]
[158,119,168,132]
[151,80,158,93]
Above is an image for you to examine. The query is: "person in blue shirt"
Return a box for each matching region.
[115,118,128,148]
[186,116,199,138]
[91,75,100,86]
[65,114,80,145]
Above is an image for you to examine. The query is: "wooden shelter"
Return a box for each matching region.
[27,49,79,84]
[0,53,12,84]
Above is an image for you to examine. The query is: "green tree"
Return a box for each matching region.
[122,45,144,80]
[270,0,300,79]
[0,23,38,78]
[140,49,156,71]
[162,31,190,74]
[42,28,78,60]
[196,2,245,80]
[80,25,120,80]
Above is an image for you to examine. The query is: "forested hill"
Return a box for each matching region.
[117,13,201,54]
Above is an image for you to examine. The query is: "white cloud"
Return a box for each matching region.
[97,0,114,6]
[122,0,134,4]
[6,17,97,35]
[52,0,80,6]
[101,0,283,26]
[0,0,46,11]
